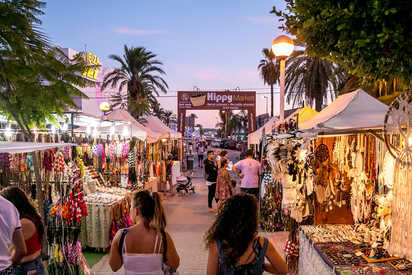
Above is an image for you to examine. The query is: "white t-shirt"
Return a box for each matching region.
[0,196,21,271]
[234,158,261,189]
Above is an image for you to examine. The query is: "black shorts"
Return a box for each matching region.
[198,155,204,161]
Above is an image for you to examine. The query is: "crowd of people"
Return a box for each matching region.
[0,147,288,275]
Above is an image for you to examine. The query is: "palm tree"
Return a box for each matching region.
[285,50,346,111]
[101,45,168,119]
[258,48,281,117]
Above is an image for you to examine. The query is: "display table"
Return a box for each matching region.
[80,187,134,250]
[298,225,410,274]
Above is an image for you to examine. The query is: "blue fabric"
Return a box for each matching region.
[216,237,268,275]
[15,256,45,275]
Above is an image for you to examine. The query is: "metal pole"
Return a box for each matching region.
[280,59,286,121]
[264,96,268,115]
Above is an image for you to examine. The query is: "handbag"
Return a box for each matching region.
[161,230,178,274]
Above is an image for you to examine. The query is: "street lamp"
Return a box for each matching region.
[272,35,294,121]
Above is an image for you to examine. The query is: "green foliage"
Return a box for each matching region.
[102,45,168,119]
[258,48,280,87]
[0,0,94,135]
[272,0,412,84]
[285,50,347,111]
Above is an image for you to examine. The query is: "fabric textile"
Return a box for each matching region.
[240,188,259,199]
[0,266,14,275]
[204,159,218,182]
[15,256,45,275]
[121,229,163,275]
[0,196,21,271]
[216,237,268,275]
[234,158,261,189]
[215,169,232,200]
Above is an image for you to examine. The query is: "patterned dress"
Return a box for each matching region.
[215,168,233,200]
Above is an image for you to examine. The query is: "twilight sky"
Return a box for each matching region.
[41,0,289,128]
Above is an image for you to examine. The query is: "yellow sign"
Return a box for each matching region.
[82,52,100,80]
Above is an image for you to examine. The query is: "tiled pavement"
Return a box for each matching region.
[92,166,216,275]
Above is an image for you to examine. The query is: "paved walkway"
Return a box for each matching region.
[92,166,217,275]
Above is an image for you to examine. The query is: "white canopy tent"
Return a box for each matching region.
[248,117,279,145]
[299,89,389,133]
[142,116,182,139]
[104,109,161,143]
[0,142,75,154]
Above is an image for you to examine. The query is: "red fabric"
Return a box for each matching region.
[23,216,42,255]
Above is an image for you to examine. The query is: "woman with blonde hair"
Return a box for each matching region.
[109,191,180,274]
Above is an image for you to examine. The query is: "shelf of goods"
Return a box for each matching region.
[299,225,412,274]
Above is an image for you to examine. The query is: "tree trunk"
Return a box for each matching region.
[270,84,274,117]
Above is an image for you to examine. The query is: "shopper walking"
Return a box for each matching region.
[204,151,218,213]
[197,145,205,168]
[0,187,40,275]
[215,159,234,211]
[164,156,174,197]
[232,149,261,198]
[109,191,180,274]
[205,193,288,275]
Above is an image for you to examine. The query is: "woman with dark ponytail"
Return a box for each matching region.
[109,191,180,274]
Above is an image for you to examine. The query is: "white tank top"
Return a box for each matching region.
[122,231,163,275]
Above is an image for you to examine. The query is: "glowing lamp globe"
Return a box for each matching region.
[272,35,294,58]
[99,102,111,112]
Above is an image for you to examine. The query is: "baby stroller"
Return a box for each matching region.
[176,172,195,195]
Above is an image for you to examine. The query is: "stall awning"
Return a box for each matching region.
[104,109,161,143]
[248,117,279,145]
[142,116,182,139]
[0,142,75,154]
[299,89,389,132]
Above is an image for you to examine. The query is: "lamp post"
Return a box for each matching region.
[272,35,294,121]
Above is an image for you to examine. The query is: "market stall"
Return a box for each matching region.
[260,90,412,274]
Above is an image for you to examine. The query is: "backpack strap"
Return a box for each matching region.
[161,230,168,263]
[118,228,129,257]
[256,237,268,274]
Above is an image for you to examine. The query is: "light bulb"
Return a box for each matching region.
[5,125,12,138]
[408,135,412,147]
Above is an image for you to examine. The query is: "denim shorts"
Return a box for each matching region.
[15,256,45,275]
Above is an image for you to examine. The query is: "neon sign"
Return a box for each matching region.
[82,52,100,80]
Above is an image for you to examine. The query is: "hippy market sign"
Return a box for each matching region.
[177,91,256,136]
